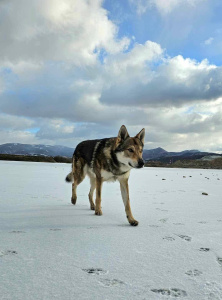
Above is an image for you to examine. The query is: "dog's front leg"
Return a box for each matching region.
[95,176,103,216]
[119,178,138,226]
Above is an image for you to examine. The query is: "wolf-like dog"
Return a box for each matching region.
[65,125,145,226]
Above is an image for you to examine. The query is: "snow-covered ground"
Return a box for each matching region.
[0,161,222,300]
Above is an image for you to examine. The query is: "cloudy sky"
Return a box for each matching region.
[0,0,222,151]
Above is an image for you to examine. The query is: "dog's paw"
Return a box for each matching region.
[90,203,95,210]
[95,209,103,216]
[130,220,139,226]
[71,197,77,205]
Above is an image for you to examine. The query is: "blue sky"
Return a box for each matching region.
[103,0,222,65]
[0,0,222,151]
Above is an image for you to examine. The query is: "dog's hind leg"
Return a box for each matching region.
[119,178,138,226]
[71,158,86,205]
[88,176,96,210]
[71,182,78,205]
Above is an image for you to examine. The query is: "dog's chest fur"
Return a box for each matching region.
[101,167,130,182]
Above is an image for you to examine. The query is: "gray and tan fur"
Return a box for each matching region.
[65,125,145,226]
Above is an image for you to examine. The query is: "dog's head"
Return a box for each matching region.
[115,125,145,169]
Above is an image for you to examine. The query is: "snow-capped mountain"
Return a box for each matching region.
[0,143,74,157]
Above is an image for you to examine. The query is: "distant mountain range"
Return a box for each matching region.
[142,147,221,162]
[0,143,221,162]
[0,143,74,158]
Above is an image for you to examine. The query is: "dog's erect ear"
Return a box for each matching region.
[118,125,130,141]
[135,128,145,145]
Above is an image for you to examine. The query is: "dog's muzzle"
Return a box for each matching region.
[137,159,144,168]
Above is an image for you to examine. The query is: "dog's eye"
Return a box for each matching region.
[128,148,134,153]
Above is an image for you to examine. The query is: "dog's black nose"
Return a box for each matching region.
[138,159,144,168]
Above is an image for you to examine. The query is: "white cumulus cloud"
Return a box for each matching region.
[0,0,130,65]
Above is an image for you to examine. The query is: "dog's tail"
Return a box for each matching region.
[65,172,73,183]
[65,156,74,183]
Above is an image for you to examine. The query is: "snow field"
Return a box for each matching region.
[0,161,222,300]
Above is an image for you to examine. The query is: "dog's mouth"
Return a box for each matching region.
[129,162,144,169]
